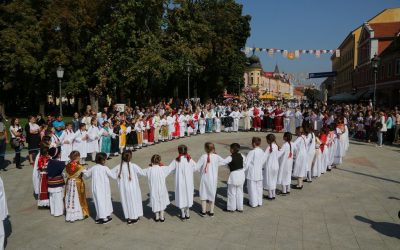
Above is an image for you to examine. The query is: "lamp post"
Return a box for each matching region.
[56,65,64,116]
[371,54,380,110]
[186,61,192,100]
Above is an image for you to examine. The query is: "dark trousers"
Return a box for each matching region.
[15,146,21,167]
[0,139,5,169]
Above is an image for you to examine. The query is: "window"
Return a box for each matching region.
[387,63,392,78]
[380,66,385,80]
[396,59,400,75]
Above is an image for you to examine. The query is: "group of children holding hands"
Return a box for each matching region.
[30,115,348,225]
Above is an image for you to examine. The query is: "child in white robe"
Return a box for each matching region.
[312,132,322,178]
[263,134,283,199]
[167,114,175,140]
[306,126,316,182]
[73,123,88,165]
[245,137,266,207]
[59,123,75,161]
[195,142,225,217]
[0,175,8,250]
[87,118,101,162]
[199,112,206,134]
[222,143,247,212]
[292,127,308,189]
[85,153,116,224]
[112,150,143,224]
[168,145,196,220]
[277,132,294,195]
[140,155,174,222]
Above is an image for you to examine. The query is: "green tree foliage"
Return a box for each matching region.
[0,0,251,112]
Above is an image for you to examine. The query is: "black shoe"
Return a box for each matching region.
[95,219,102,224]
[327,169,332,172]
[16,166,22,169]
[103,218,112,224]
[132,219,139,224]
[208,212,214,217]
[236,210,243,213]
[107,157,112,160]
[180,215,186,221]
[185,216,190,220]
[200,211,207,217]
[223,208,234,213]
[127,220,132,225]
[292,186,303,190]
[153,217,160,222]
[107,216,112,222]
[264,195,273,200]
[160,218,165,223]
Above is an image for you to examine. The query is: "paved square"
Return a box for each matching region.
[2,132,400,249]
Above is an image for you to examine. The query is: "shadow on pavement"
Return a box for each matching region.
[336,167,400,184]
[4,217,11,249]
[354,215,400,239]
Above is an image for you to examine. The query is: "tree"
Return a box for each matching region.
[304,88,321,104]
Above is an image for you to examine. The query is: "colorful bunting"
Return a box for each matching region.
[244,47,341,59]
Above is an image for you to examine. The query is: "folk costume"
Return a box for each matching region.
[65,161,89,222]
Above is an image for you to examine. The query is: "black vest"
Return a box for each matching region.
[228,153,243,172]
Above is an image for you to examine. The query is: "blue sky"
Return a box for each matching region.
[236,0,399,85]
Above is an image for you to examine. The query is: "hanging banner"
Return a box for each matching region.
[309,71,337,78]
[244,47,340,59]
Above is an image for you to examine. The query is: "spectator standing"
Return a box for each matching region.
[26,116,41,165]
[0,115,8,171]
[52,115,65,137]
[9,118,23,169]
[72,112,81,132]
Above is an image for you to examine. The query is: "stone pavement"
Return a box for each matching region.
[1,132,400,250]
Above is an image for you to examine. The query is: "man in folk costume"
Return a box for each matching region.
[47,147,65,217]
[273,105,284,132]
[0,174,8,250]
[37,146,51,207]
[252,105,261,132]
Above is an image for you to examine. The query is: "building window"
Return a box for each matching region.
[387,63,392,78]
[396,59,400,75]
[380,66,385,80]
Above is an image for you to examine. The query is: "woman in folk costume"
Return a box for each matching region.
[168,145,196,220]
[64,151,89,222]
[252,106,262,132]
[119,120,128,152]
[311,130,322,178]
[47,147,65,217]
[0,174,8,250]
[84,153,116,224]
[273,106,284,132]
[112,150,144,225]
[245,137,266,207]
[277,132,294,195]
[167,113,175,140]
[73,123,88,165]
[292,126,309,189]
[60,123,75,161]
[140,154,174,223]
[135,117,144,148]
[263,134,283,200]
[195,142,225,217]
[221,143,247,212]
[205,109,214,133]
[305,125,316,183]
[32,139,50,198]
[192,111,199,135]
[319,127,329,174]
[186,111,195,137]
[199,110,206,134]
[173,112,181,139]
[241,107,251,131]
[37,146,50,207]
[87,118,101,162]
[177,112,186,138]
[147,115,155,145]
[333,118,346,166]
[160,114,169,141]
[214,110,222,133]
[99,121,113,157]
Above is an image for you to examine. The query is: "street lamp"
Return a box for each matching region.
[371,54,380,110]
[56,65,64,116]
[186,61,192,100]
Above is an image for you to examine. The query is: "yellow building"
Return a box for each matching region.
[331,8,400,95]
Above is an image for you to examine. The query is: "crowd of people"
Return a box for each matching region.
[0,98,398,248]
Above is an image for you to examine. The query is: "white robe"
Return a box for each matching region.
[60,130,75,161]
[167,116,175,137]
[72,130,88,158]
[277,142,294,186]
[85,164,116,219]
[87,125,100,154]
[0,176,8,250]
[263,144,282,190]
[292,135,308,178]
[195,153,225,202]
[112,163,144,220]
[307,133,316,172]
[245,148,265,181]
[141,165,174,212]
[32,153,40,195]
[169,157,196,209]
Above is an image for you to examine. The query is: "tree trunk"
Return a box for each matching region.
[78,97,83,113]
[39,102,45,115]
[89,94,99,113]
[0,102,5,116]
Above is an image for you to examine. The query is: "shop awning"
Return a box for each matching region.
[329,92,357,102]
[259,93,276,100]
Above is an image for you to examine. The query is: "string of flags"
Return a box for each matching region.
[244,47,340,59]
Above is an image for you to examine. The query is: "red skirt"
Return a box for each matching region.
[148,128,154,143]
[253,117,261,128]
[274,117,283,131]
[38,172,49,206]
[173,123,180,137]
